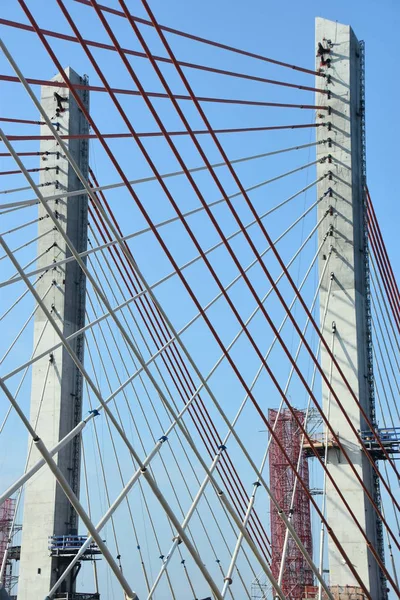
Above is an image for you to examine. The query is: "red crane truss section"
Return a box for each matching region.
[269,408,313,600]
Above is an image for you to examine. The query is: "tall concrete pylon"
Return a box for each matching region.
[18,68,89,600]
[315,19,385,599]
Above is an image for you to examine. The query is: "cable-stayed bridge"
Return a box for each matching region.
[0,3,398,600]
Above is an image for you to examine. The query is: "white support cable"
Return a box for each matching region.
[0,202,39,219]
[0,228,54,261]
[146,447,228,600]
[372,347,397,429]
[85,226,192,439]
[85,307,198,597]
[0,415,88,504]
[0,214,324,540]
[0,214,46,236]
[86,262,243,584]
[84,274,202,557]
[46,436,169,599]
[370,259,400,354]
[373,388,400,590]
[221,246,332,597]
[0,227,54,263]
[0,175,325,289]
[0,172,208,598]
[85,231,254,598]
[83,296,189,594]
[276,267,334,590]
[220,484,260,599]
[0,204,222,599]
[15,139,325,207]
[2,185,324,385]
[80,355,123,559]
[85,263,243,600]
[0,316,49,436]
[147,234,331,600]
[0,378,138,600]
[81,439,100,595]
[372,319,400,421]
[0,182,53,199]
[85,229,192,450]
[317,316,336,600]
[0,283,52,365]
[0,271,44,321]
[81,374,152,593]
[0,188,38,199]
[228,250,333,598]
[0,216,267,600]
[0,358,52,582]
[0,48,330,595]
[1,211,326,560]
[370,291,400,390]
[5,243,58,284]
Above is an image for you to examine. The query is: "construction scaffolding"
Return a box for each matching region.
[268,408,313,600]
[0,499,16,597]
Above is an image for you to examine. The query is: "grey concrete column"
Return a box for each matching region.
[315,19,383,599]
[18,68,89,600]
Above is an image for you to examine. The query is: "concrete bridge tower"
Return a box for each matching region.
[315,18,385,600]
[18,68,89,600]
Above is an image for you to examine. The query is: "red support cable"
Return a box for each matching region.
[21,3,399,591]
[0,74,328,110]
[367,200,400,317]
[0,18,328,95]
[88,175,272,560]
[74,0,400,541]
[0,117,45,125]
[368,230,400,337]
[104,0,400,570]
[85,0,400,529]
[368,211,400,314]
[0,166,55,176]
[0,151,50,157]
[367,189,400,316]
[129,0,400,479]
[3,123,324,142]
[62,2,396,576]
[73,0,324,78]
[368,220,400,334]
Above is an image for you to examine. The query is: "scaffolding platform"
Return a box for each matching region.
[303,585,367,600]
[54,594,100,600]
[303,433,339,458]
[48,536,102,560]
[360,427,400,459]
[6,546,20,561]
